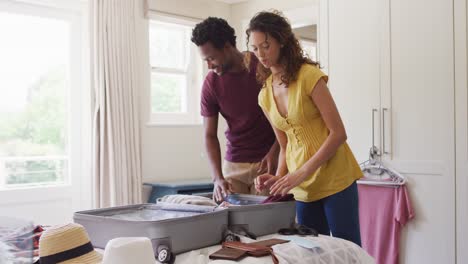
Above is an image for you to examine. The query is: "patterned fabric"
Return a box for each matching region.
[0,224,44,262]
[273,235,374,264]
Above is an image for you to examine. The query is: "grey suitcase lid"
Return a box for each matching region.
[225,194,295,211]
[74,203,228,224]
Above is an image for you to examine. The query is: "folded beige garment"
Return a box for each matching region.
[157,194,217,206]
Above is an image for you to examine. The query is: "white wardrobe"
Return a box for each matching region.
[319,0,467,263]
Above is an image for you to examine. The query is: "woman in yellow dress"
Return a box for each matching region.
[248,11,363,245]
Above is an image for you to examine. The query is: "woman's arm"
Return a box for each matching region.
[295,77,347,178]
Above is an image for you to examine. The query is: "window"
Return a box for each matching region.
[0,3,84,190]
[301,39,318,62]
[149,14,204,125]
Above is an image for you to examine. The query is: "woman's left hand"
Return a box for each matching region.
[270,172,305,195]
[257,148,279,175]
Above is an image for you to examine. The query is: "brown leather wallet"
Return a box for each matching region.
[247,238,289,257]
[222,241,280,264]
[209,247,247,261]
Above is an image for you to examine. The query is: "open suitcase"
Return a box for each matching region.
[225,194,296,238]
[74,203,228,263]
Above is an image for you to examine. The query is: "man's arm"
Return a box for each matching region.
[257,140,280,175]
[204,115,223,182]
[204,115,232,201]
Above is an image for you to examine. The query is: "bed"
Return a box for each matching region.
[174,233,375,264]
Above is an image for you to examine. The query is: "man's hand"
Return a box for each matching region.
[257,147,279,175]
[213,179,232,202]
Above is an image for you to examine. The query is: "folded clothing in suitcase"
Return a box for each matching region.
[73,203,228,263]
[225,194,296,237]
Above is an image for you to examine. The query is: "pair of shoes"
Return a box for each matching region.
[277,224,318,236]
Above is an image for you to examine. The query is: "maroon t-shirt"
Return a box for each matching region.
[200,53,275,163]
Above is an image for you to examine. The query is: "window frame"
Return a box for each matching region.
[147,12,204,126]
[0,0,89,205]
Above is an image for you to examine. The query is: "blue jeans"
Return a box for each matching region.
[296,181,361,246]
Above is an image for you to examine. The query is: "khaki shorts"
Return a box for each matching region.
[222,160,270,196]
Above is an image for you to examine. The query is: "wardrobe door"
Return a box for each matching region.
[326,0,387,163]
[455,0,468,262]
[386,0,455,262]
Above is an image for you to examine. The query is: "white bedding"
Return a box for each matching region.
[174,234,375,264]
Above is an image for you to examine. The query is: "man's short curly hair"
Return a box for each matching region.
[191,17,236,49]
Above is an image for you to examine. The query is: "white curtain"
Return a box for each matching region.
[90,0,142,208]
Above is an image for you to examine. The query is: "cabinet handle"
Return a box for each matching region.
[372,108,378,147]
[382,108,390,154]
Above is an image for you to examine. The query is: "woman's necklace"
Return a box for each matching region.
[272,71,284,87]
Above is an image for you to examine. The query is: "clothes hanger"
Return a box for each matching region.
[357,147,406,187]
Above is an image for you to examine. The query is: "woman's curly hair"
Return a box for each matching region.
[191,17,236,49]
[246,10,319,86]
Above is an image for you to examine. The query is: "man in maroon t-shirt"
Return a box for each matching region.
[191,17,278,202]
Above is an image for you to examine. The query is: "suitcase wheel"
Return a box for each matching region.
[223,233,240,242]
[157,245,173,263]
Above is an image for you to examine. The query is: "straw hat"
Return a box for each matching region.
[36,223,101,264]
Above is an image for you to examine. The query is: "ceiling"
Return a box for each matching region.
[213,0,249,4]
[293,25,317,40]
